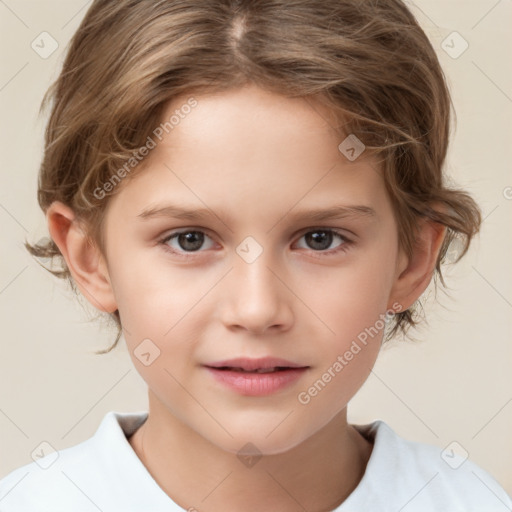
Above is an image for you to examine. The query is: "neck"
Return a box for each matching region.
[129,393,372,512]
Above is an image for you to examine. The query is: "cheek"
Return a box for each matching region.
[111,255,206,402]
[107,255,217,396]
[298,240,396,397]
[294,263,390,421]
[109,249,211,334]
[305,252,396,346]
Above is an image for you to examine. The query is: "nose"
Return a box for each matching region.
[219,250,294,335]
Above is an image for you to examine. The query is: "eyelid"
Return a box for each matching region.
[159,228,218,248]
[291,227,353,253]
[158,226,353,244]
[158,226,354,258]
[293,225,355,240]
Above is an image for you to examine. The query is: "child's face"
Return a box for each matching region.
[101,84,406,454]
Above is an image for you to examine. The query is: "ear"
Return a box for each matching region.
[46,201,117,313]
[387,217,446,312]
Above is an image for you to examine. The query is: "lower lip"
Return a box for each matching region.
[205,367,308,396]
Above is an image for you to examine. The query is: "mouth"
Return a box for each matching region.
[204,357,309,373]
[203,357,309,396]
[209,366,295,374]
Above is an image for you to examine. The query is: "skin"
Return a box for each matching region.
[48,84,446,511]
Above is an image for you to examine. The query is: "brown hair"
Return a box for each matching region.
[26,0,481,353]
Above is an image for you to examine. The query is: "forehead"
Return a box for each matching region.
[106,84,391,226]
[163,84,348,156]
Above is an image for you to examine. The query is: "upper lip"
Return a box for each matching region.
[204,357,308,371]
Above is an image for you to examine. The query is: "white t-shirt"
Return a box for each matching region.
[0,411,510,511]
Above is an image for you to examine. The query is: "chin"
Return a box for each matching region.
[202,420,317,457]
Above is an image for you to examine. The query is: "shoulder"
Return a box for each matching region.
[340,420,512,512]
[0,411,150,512]
[0,431,99,511]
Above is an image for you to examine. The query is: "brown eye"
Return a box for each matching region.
[296,229,349,252]
[161,230,215,254]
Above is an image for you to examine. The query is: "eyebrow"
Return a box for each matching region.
[137,203,377,224]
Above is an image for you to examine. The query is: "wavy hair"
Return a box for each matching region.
[26,0,481,353]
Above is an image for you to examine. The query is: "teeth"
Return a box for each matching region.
[228,367,281,373]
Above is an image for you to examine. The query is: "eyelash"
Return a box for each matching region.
[158,228,353,260]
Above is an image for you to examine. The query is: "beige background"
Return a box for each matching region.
[1,0,511,498]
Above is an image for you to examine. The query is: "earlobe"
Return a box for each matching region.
[387,219,446,312]
[46,201,118,313]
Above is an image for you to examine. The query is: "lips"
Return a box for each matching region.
[204,357,309,396]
